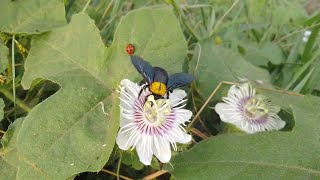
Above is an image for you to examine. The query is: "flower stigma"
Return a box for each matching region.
[143,95,171,126]
[244,95,269,119]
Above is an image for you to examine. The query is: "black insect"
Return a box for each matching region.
[130,55,194,99]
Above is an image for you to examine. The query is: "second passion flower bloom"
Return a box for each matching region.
[116,79,192,165]
[215,83,285,134]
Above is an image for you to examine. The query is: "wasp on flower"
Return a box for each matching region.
[215,83,285,134]
[116,56,194,165]
[116,79,193,165]
[130,55,194,99]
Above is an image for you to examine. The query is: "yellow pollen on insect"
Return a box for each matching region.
[150,82,166,96]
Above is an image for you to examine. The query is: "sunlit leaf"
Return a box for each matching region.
[0,157,16,180]
[0,0,66,34]
[16,7,187,179]
[1,118,24,167]
[0,43,8,73]
[0,99,4,121]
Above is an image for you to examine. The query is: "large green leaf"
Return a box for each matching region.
[0,157,16,180]
[0,98,4,121]
[191,39,271,99]
[105,7,187,85]
[243,42,284,66]
[0,0,66,34]
[0,42,8,73]
[16,7,186,179]
[1,118,24,167]
[165,94,320,179]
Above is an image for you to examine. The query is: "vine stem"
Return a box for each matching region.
[11,35,16,120]
[190,128,208,139]
[209,0,240,36]
[0,88,31,112]
[142,170,167,180]
[274,22,320,43]
[100,168,133,180]
[82,0,92,12]
[116,152,122,180]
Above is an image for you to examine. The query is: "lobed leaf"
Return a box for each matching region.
[0,0,66,34]
[0,42,9,73]
[15,7,187,179]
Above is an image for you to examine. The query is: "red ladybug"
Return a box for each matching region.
[126,44,135,55]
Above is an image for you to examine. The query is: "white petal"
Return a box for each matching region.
[136,136,153,165]
[120,79,140,99]
[238,121,255,134]
[215,103,242,123]
[268,114,286,130]
[169,89,187,107]
[116,131,132,150]
[119,85,135,112]
[174,109,192,124]
[119,110,133,127]
[153,136,171,163]
[169,127,192,144]
[304,30,311,36]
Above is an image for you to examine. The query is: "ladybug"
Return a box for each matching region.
[126,44,135,55]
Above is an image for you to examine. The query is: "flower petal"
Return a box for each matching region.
[174,109,192,124]
[169,89,187,107]
[136,136,153,165]
[116,131,133,150]
[169,127,192,144]
[215,103,242,123]
[120,79,140,99]
[153,136,171,163]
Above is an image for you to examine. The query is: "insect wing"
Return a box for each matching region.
[167,73,194,91]
[130,55,154,83]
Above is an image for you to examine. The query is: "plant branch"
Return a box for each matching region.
[11,35,16,120]
[142,170,168,180]
[100,168,133,180]
[82,0,92,12]
[0,88,32,113]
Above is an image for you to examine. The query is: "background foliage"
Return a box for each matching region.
[0,0,319,179]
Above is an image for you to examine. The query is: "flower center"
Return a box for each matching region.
[244,96,269,120]
[143,95,171,126]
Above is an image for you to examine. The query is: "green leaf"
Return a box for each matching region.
[18,13,118,180]
[0,0,66,34]
[19,7,187,179]
[0,42,9,73]
[105,7,187,85]
[1,118,24,167]
[0,98,4,121]
[165,94,320,179]
[191,39,271,99]
[0,157,16,180]
[122,151,144,170]
[244,42,284,66]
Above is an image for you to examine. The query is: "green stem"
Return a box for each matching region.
[11,35,16,120]
[0,88,32,113]
[82,0,92,13]
[170,0,200,41]
[116,152,122,180]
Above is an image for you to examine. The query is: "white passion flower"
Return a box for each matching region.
[116,79,192,165]
[215,83,285,134]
